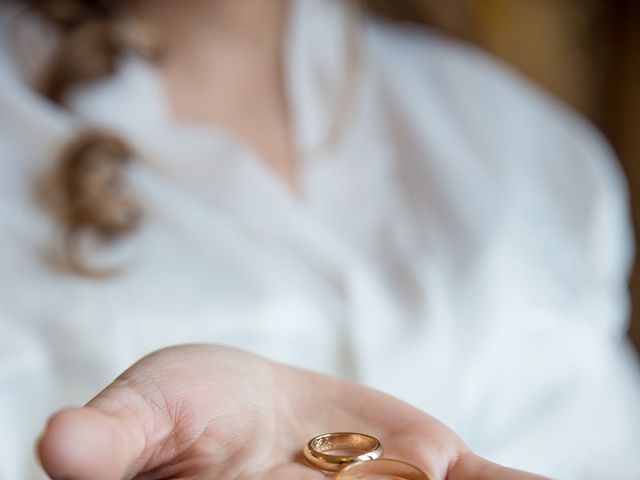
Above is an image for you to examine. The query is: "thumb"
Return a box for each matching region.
[37,405,147,480]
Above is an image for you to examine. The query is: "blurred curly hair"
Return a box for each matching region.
[23,0,431,276]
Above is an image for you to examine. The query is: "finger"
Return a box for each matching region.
[37,404,147,480]
[450,452,551,480]
[36,345,268,480]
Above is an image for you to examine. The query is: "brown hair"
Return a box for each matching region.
[24,0,157,275]
[24,0,432,275]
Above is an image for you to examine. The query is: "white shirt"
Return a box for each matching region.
[1,1,640,479]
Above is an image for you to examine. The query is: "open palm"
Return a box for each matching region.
[38,345,546,480]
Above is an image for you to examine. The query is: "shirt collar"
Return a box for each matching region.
[64,0,359,158]
[284,0,360,157]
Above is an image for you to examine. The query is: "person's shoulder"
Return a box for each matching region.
[362,15,624,194]
[362,15,633,279]
[363,15,581,134]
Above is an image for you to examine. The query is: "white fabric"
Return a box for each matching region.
[1,1,640,479]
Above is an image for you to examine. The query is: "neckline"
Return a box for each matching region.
[62,0,361,203]
[1,0,364,227]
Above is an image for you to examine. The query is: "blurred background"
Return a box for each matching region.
[365,0,640,352]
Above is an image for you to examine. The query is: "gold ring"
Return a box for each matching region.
[337,458,432,480]
[303,432,383,472]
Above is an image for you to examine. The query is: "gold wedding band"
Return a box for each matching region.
[303,432,383,472]
[337,458,432,480]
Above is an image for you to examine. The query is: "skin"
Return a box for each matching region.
[134,0,298,188]
[38,2,549,478]
[37,344,549,480]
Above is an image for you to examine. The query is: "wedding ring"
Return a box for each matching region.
[303,432,383,472]
[337,458,432,480]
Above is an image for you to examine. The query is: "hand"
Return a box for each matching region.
[37,344,548,480]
